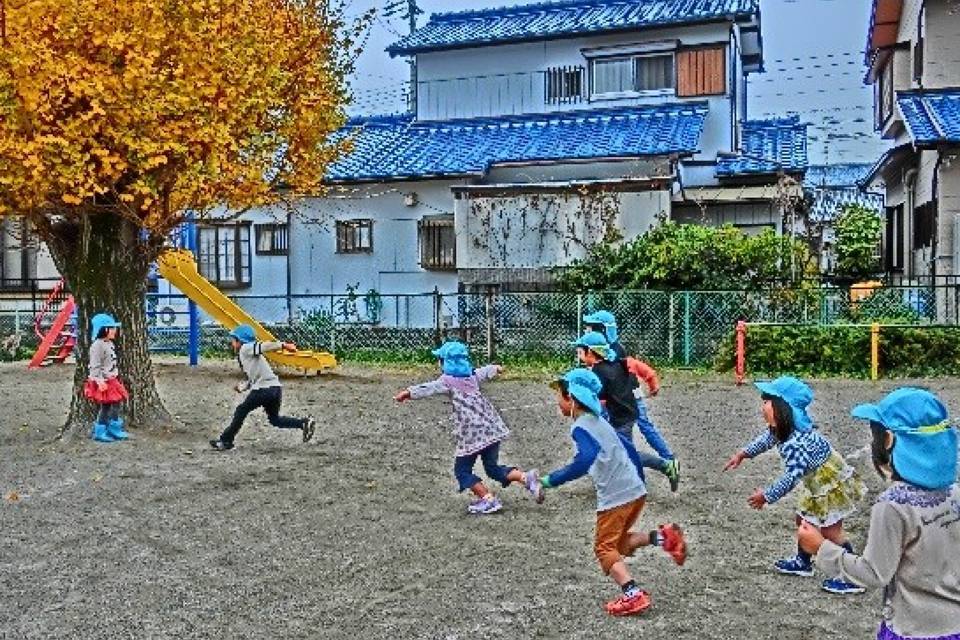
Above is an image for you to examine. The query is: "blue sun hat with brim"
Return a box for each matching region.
[851,387,957,490]
[571,331,615,362]
[754,376,815,433]
[551,367,603,416]
[432,340,474,378]
[583,309,618,343]
[90,313,121,340]
[229,324,257,345]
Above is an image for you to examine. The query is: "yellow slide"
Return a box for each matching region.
[157,249,337,372]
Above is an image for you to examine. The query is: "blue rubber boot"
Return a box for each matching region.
[106,418,129,441]
[91,422,115,443]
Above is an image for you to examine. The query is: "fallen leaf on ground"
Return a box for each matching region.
[4,491,20,503]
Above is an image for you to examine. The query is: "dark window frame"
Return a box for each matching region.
[544,66,584,105]
[195,222,252,289]
[876,56,895,130]
[913,201,935,250]
[254,223,289,256]
[418,215,456,271]
[335,219,374,254]
[885,204,905,272]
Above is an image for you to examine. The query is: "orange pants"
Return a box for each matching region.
[594,496,646,574]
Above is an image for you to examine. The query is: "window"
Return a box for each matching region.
[591,53,674,97]
[676,45,726,97]
[336,219,373,254]
[419,215,456,270]
[255,223,288,256]
[913,201,935,250]
[196,223,251,288]
[545,66,584,104]
[876,59,894,129]
[885,204,904,271]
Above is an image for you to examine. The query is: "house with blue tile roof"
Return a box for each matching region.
[861,0,960,303]
[252,0,813,300]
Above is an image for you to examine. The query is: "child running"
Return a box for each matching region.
[393,340,543,515]
[723,376,866,595]
[539,368,686,616]
[583,310,680,491]
[84,313,130,443]
[209,325,315,451]
[798,388,960,640]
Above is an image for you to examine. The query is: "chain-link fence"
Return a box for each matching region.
[3,281,959,366]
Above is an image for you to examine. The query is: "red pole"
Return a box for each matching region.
[735,320,746,386]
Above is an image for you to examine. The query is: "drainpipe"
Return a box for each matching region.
[904,167,918,277]
[931,153,943,281]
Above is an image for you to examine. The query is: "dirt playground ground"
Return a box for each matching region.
[2,360,958,639]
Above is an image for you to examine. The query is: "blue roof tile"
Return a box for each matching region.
[387,0,759,56]
[803,163,874,189]
[326,103,708,183]
[715,116,807,177]
[897,89,960,146]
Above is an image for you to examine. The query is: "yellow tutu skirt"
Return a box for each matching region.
[797,451,866,527]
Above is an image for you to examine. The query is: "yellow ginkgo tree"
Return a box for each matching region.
[0,0,366,434]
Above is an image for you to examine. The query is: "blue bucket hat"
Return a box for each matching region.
[583,309,619,343]
[431,341,473,378]
[851,388,957,490]
[229,324,257,345]
[551,367,603,416]
[571,331,615,362]
[754,376,815,433]
[90,313,121,340]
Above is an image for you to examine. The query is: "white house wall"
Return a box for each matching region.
[923,1,960,87]
[938,155,960,277]
[415,23,735,160]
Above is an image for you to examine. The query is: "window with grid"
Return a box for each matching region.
[196,223,251,288]
[255,223,288,256]
[336,219,373,254]
[876,60,894,129]
[591,53,674,97]
[545,66,584,104]
[419,215,456,270]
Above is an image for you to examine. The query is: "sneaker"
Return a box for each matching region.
[467,495,503,515]
[822,577,866,595]
[658,523,687,566]
[302,417,316,443]
[525,469,545,504]
[603,590,652,616]
[775,555,814,577]
[664,459,680,492]
[209,439,234,451]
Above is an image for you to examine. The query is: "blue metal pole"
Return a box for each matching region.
[186,212,199,367]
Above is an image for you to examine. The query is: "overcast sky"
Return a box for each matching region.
[342,0,887,166]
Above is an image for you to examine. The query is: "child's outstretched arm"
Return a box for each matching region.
[395,378,449,402]
[541,427,600,489]
[799,501,907,589]
[724,431,776,471]
[754,439,809,506]
[474,364,503,383]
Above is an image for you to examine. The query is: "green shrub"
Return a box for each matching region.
[715,324,960,377]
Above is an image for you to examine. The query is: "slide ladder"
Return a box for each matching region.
[156,249,336,372]
[28,280,77,369]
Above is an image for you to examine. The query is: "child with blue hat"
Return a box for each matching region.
[539,368,687,617]
[583,309,680,492]
[394,340,544,515]
[83,313,129,442]
[209,324,315,451]
[723,376,867,595]
[799,388,960,640]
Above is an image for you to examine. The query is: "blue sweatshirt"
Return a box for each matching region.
[547,413,646,511]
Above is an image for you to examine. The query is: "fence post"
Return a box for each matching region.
[735,320,747,385]
[683,291,692,366]
[870,322,880,381]
[433,286,442,344]
[576,293,583,336]
[668,293,676,363]
[485,287,495,361]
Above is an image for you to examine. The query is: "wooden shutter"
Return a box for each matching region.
[676,46,726,97]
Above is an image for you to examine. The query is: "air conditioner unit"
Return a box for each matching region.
[147,296,191,329]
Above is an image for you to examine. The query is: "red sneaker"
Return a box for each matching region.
[603,591,651,616]
[659,523,687,566]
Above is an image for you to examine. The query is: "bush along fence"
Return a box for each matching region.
[2,282,959,374]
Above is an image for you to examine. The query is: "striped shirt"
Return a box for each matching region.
[743,428,832,503]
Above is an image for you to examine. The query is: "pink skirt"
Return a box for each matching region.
[84,377,129,404]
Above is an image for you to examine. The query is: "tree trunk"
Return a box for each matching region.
[42,212,173,438]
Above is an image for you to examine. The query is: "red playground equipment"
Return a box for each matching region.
[28,280,77,369]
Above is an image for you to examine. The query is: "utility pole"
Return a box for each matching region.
[384,0,422,113]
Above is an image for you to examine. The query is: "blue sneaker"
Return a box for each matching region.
[775,555,814,577]
[822,577,866,595]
